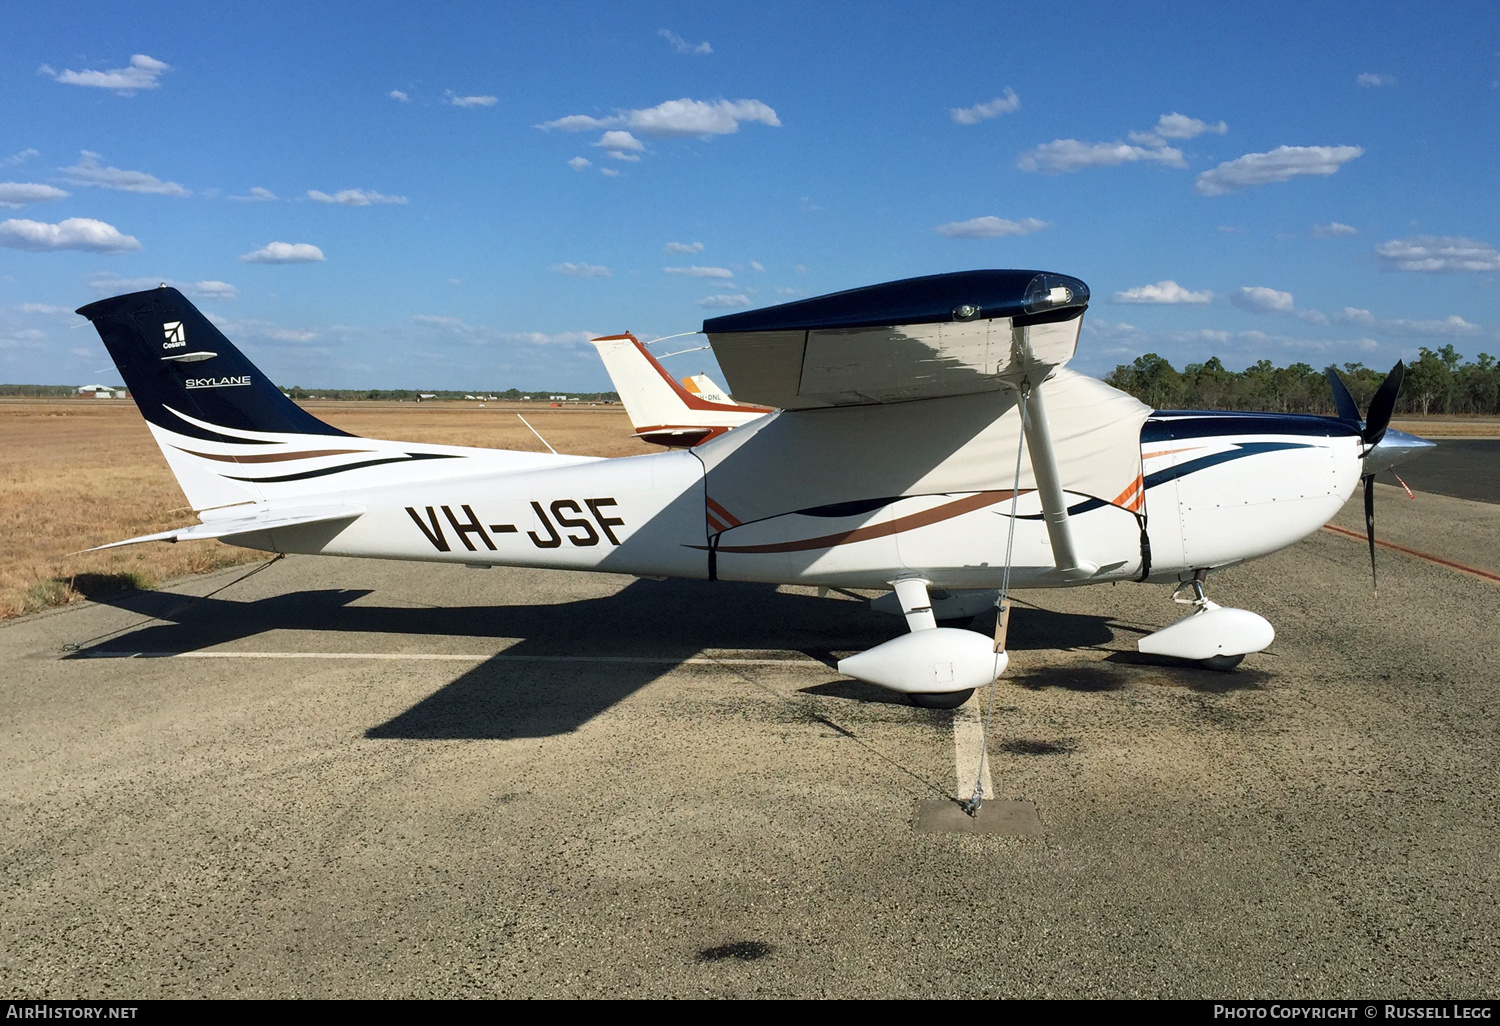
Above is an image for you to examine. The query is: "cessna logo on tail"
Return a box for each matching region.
[163,321,186,349]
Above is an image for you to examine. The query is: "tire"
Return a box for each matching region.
[1200,654,1245,672]
[907,689,975,710]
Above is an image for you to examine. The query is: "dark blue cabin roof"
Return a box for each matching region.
[701,269,1089,334]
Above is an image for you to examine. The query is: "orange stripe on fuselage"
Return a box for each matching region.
[710,490,1025,554]
[705,496,742,528]
[1142,445,1205,461]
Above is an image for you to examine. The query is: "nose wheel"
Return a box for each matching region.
[1138,572,1275,670]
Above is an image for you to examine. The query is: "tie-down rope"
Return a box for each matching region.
[962,386,1029,816]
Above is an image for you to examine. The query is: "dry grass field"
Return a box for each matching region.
[0,398,649,618]
[2,397,1496,619]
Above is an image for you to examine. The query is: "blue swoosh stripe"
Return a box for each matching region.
[1145,441,1313,490]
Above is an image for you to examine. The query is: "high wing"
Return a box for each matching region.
[702,269,1087,409]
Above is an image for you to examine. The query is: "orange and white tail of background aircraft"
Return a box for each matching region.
[81,269,1429,709]
[589,333,771,446]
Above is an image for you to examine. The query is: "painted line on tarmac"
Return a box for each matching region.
[73,650,831,667]
[1322,524,1500,584]
[952,691,995,801]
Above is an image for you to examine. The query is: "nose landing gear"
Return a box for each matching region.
[1138,571,1274,671]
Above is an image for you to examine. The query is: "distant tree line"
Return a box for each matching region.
[0,384,81,397]
[1105,346,1499,416]
[0,383,623,402]
[279,387,620,402]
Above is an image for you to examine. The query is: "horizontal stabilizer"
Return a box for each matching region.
[90,504,365,550]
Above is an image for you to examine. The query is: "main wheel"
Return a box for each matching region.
[1200,653,1244,672]
[907,689,975,710]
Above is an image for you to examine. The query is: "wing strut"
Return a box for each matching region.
[1018,378,1098,582]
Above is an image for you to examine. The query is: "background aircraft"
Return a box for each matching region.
[80,269,1429,708]
[589,333,769,446]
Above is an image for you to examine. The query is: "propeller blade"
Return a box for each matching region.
[1363,473,1378,594]
[1326,367,1361,423]
[1362,361,1405,447]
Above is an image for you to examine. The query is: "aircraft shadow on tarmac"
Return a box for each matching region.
[68,580,1138,739]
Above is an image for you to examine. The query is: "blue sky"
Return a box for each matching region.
[3,1,1498,390]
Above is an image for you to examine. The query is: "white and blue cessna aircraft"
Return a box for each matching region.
[80,271,1430,708]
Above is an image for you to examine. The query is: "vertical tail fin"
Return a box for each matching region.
[78,285,355,510]
[77,285,348,442]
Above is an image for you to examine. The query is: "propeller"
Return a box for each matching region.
[1326,361,1405,593]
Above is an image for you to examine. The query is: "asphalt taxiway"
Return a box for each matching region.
[1,480,1497,998]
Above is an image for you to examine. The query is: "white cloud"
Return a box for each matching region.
[659,29,712,55]
[950,89,1020,125]
[1112,280,1213,304]
[1143,112,1228,140]
[1194,145,1363,195]
[1336,307,1377,325]
[503,330,597,346]
[697,294,751,308]
[18,303,69,314]
[414,314,475,334]
[934,216,1048,238]
[1357,72,1396,87]
[86,275,238,300]
[230,186,277,202]
[61,151,189,196]
[750,261,765,272]
[192,280,237,300]
[4,149,39,166]
[0,183,69,208]
[567,157,592,171]
[1083,318,1384,360]
[1312,222,1359,238]
[0,217,140,253]
[445,91,498,108]
[389,90,410,102]
[1017,139,1186,174]
[538,98,780,139]
[1379,315,1483,337]
[39,54,169,94]
[307,188,407,206]
[1232,286,1296,313]
[595,130,644,160]
[599,168,620,177]
[1230,285,1334,323]
[550,262,611,278]
[240,242,324,263]
[1374,236,1500,273]
[0,327,48,348]
[665,266,733,278]
[413,315,596,347]
[665,241,704,254]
